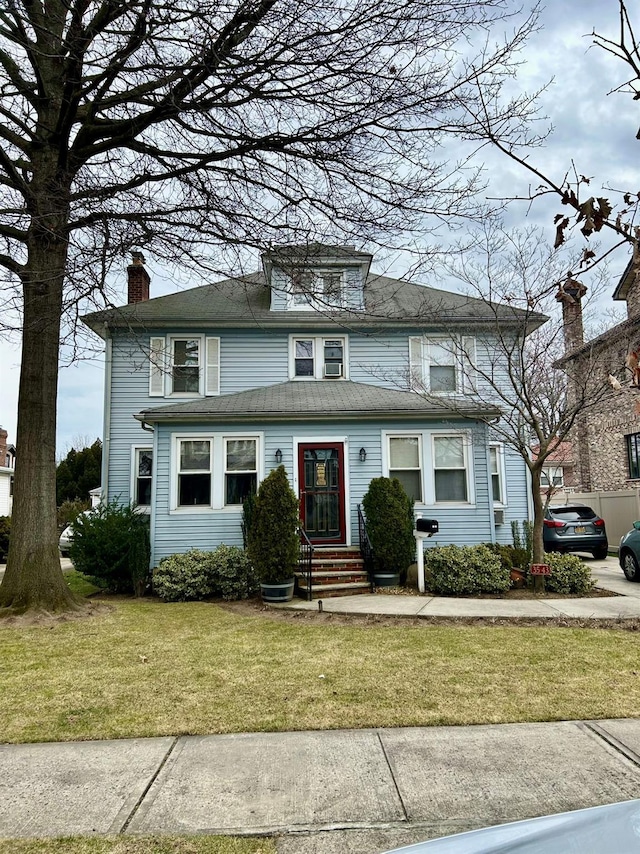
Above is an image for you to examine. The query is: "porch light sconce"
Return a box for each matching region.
[275,448,283,465]
[359,447,367,463]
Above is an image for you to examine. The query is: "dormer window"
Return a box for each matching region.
[288,270,346,310]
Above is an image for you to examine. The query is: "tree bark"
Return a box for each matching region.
[530,465,546,566]
[0,166,80,612]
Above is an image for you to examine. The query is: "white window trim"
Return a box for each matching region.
[170,432,264,513]
[432,432,474,506]
[381,429,475,508]
[288,334,349,380]
[149,336,221,399]
[130,445,153,513]
[223,436,260,508]
[489,442,507,507]
[387,434,424,503]
[541,465,564,488]
[409,335,477,396]
[287,269,347,311]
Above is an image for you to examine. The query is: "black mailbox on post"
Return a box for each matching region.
[416,518,439,535]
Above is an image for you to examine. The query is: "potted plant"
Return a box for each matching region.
[247,465,299,602]
[362,477,415,587]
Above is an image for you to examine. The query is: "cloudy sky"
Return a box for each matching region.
[1,0,638,456]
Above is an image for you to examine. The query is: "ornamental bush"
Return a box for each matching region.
[541,552,594,595]
[153,549,214,602]
[209,544,258,600]
[482,543,530,572]
[0,515,10,563]
[70,500,151,595]
[247,465,299,585]
[425,544,510,595]
[361,477,415,583]
[154,545,259,602]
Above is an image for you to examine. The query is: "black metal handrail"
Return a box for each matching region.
[357,504,375,592]
[297,525,314,601]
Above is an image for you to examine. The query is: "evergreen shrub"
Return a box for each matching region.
[361,477,415,583]
[153,549,213,602]
[483,543,530,571]
[209,544,258,600]
[247,465,299,584]
[425,544,510,595]
[0,516,10,562]
[69,501,151,595]
[541,552,594,595]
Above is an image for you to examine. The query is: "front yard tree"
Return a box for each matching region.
[0,0,540,612]
[422,225,613,565]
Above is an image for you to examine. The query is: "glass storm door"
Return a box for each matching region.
[298,443,346,544]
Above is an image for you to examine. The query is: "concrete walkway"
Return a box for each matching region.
[279,556,640,620]
[3,720,640,851]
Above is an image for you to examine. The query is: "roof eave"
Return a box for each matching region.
[135,407,501,424]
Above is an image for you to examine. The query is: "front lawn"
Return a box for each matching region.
[2,600,640,743]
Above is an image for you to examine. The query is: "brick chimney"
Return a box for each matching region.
[0,428,7,468]
[556,275,587,354]
[127,251,150,304]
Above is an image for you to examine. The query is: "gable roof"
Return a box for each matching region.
[135,380,499,424]
[83,269,547,337]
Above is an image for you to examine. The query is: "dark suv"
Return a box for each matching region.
[543,504,608,559]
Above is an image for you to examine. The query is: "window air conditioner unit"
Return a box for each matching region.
[494,509,505,526]
[324,363,343,378]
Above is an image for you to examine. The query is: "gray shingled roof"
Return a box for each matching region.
[136,380,499,423]
[83,270,546,336]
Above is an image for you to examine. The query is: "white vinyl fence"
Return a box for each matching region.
[567,489,640,551]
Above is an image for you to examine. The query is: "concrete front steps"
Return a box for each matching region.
[296,546,372,599]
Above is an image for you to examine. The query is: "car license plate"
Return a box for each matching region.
[574,526,586,533]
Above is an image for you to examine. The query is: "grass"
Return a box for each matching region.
[65,570,104,598]
[3,599,640,744]
[0,837,274,854]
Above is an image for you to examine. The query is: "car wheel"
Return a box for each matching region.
[592,546,608,560]
[622,550,640,582]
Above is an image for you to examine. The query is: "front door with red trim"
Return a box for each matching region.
[298,443,346,544]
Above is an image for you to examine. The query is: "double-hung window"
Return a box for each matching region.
[389,436,423,502]
[225,439,257,505]
[149,336,220,398]
[288,270,345,309]
[133,448,153,507]
[540,466,564,488]
[433,435,468,502]
[178,439,212,506]
[409,336,476,394]
[384,431,473,505]
[171,339,200,394]
[291,336,346,379]
[628,433,640,479]
[489,444,505,504]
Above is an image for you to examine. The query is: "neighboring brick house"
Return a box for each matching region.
[532,441,577,498]
[556,258,640,492]
[0,428,16,516]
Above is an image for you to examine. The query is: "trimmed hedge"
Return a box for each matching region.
[247,465,299,585]
[541,552,595,595]
[0,515,10,563]
[153,545,258,602]
[425,544,511,595]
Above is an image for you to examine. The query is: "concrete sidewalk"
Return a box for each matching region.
[278,556,640,620]
[3,720,640,851]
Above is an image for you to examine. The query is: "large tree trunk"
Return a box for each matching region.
[530,465,546,566]
[0,180,80,612]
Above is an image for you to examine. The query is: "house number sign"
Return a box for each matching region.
[530,564,551,576]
